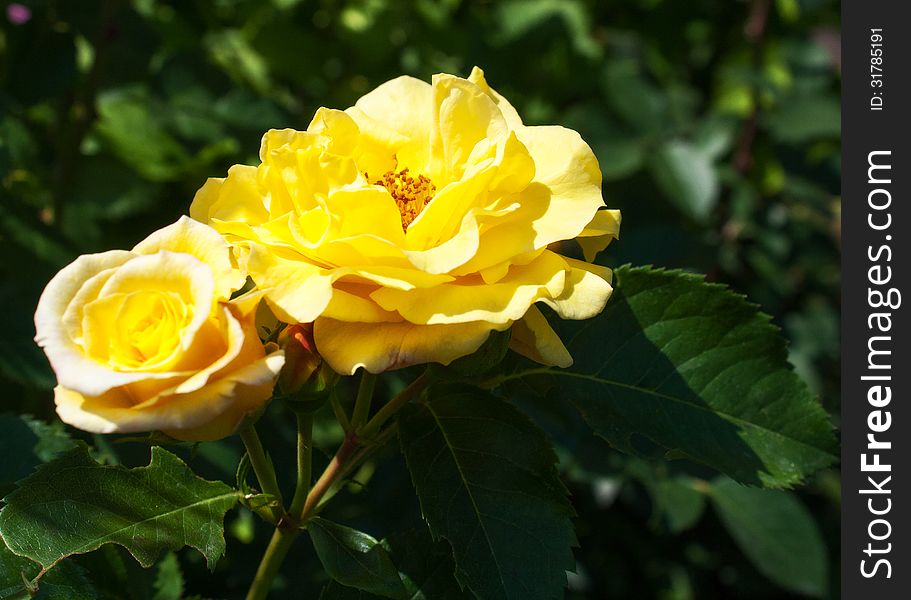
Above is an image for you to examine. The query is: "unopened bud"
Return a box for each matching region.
[278,324,338,411]
[279,324,320,394]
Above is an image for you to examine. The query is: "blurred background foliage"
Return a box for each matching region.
[0,0,840,598]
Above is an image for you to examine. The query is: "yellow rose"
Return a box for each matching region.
[34,217,285,441]
[191,67,620,374]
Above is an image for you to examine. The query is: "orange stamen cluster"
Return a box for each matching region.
[369,168,436,231]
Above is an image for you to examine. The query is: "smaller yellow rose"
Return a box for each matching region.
[34,217,284,441]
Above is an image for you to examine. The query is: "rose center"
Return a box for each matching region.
[111,291,187,369]
[369,168,436,231]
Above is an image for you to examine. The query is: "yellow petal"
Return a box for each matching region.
[405,162,496,251]
[98,251,216,352]
[34,250,148,397]
[323,186,406,248]
[321,284,400,323]
[256,131,361,219]
[538,258,613,320]
[60,263,123,344]
[230,289,268,318]
[260,128,320,163]
[371,250,567,325]
[314,317,504,374]
[345,75,433,173]
[54,350,284,441]
[133,216,247,299]
[431,73,509,181]
[306,107,360,155]
[315,234,409,270]
[167,303,252,395]
[577,208,621,262]
[407,131,532,250]
[450,184,552,276]
[348,75,433,150]
[402,200,521,275]
[514,124,605,248]
[467,66,524,130]
[190,166,269,227]
[401,210,480,274]
[247,245,334,324]
[509,305,572,368]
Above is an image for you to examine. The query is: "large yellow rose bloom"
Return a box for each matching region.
[191,68,620,374]
[34,217,285,441]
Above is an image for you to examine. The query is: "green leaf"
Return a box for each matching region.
[382,527,469,600]
[0,444,240,572]
[151,552,184,600]
[95,87,190,181]
[692,117,736,160]
[495,266,836,488]
[318,526,470,600]
[621,459,705,533]
[398,388,575,600]
[0,414,74,496]
[602,60,668,134]
[710,478,828,597]
[439,329,512,378]
[308,518,407,599]
[654,478,706,533]
[649,141,720,221]
[766,96,840,144]
[495,0,600,59]
[1,538,98,600]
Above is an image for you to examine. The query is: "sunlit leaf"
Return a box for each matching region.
[495,266,836,488]
[0,444,240,571]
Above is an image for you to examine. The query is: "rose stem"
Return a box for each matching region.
[298,371,432,520]
[245,526,298,600]
[239,425,285,522]
[306,423,400,515]
[288,411,314,517]
[358,370,432,440]
[298,432,360,521]
[349,371,377,429]
[329,387,351,431]
[245,410,314,599]
[245,371,433,597]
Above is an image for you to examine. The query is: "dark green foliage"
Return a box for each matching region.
[0,414,75,496]
[398,388,576,600]
[710,478,828,597]
[319,527,469,600]
[309,518,406,599]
